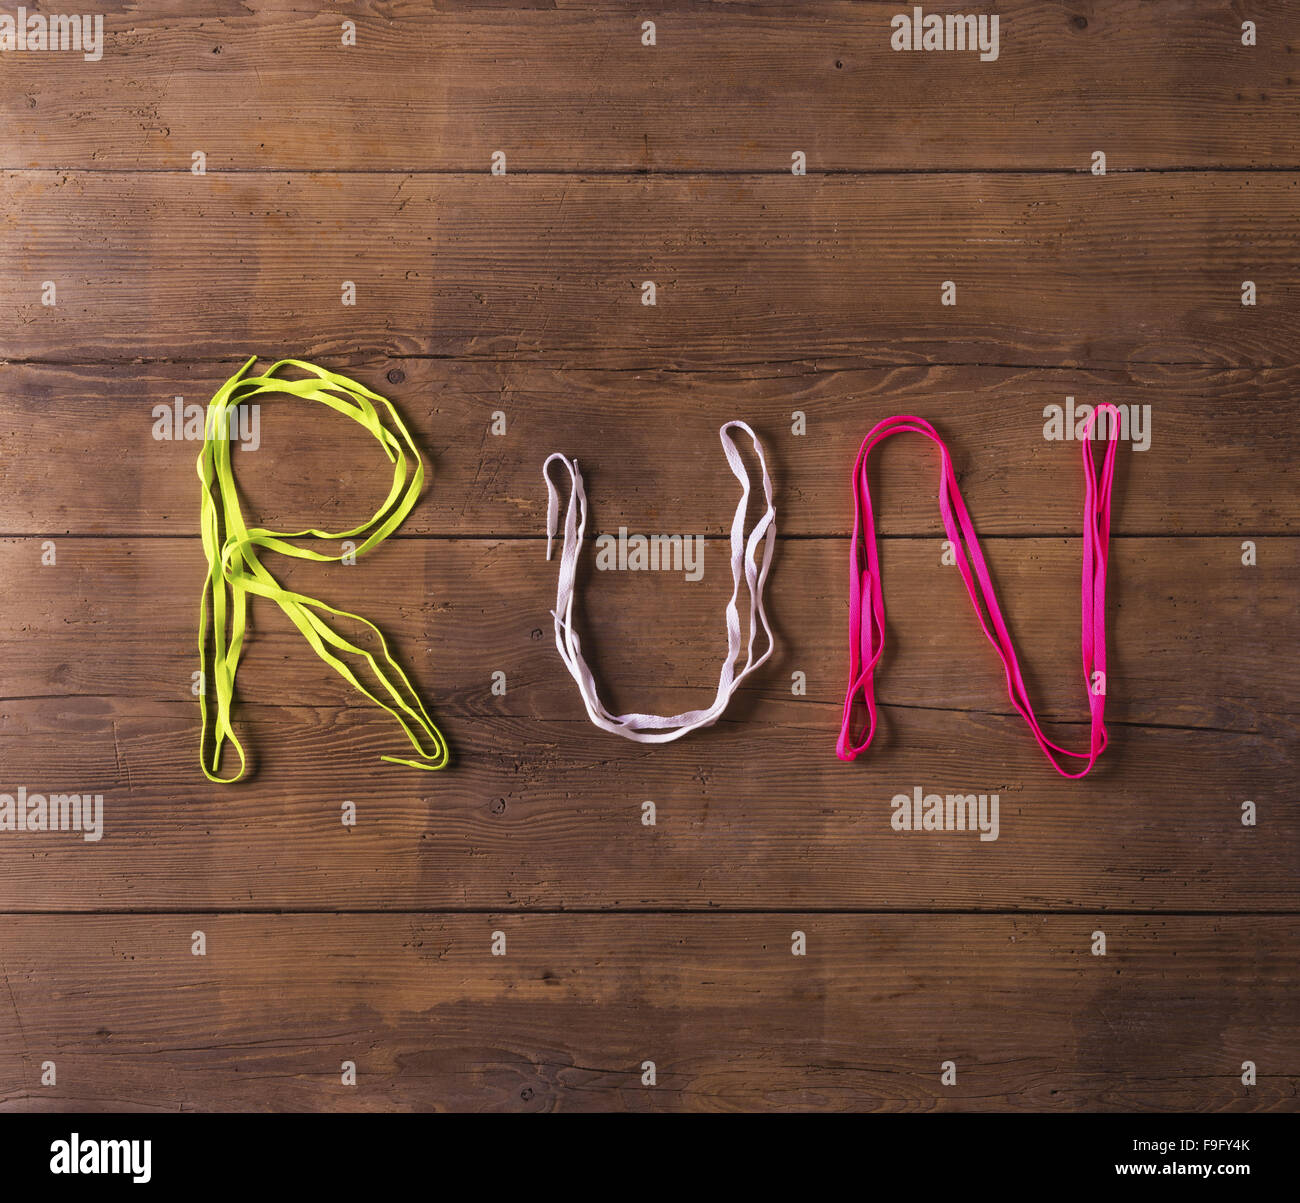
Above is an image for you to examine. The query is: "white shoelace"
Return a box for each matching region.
[542,421,778,742]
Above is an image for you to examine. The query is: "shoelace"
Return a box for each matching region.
[542,421,777,742]
[197,356,450,782]
[837,405,1122,778]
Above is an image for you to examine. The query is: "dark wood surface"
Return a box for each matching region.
[1,361,1297,535]
[4,1,1298,172]
[3,915,1295,1112]
[5,171,1298,366]
[0,1,1296,1112]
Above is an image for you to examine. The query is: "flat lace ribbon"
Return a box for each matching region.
[197,357,449,782]
[543,421,777,742]
[837,406,1122,778]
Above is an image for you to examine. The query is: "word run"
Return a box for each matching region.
[152,398,262,450]
[890,786,1000,842]
[1043,397,1152,452]
[0,8,103,61]
[50,1134,152,1184]
[890,7,1000,62]
[595,527,704,581]
[0,786,103,842]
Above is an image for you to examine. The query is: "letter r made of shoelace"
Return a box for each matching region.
[197,357,450,783]
[837,407,1122,778]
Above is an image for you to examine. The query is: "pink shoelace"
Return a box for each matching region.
[837,405,1122,778]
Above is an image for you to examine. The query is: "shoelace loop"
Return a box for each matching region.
[543,421,777,742]
[838,406,1122,778]
[197,356,449,782]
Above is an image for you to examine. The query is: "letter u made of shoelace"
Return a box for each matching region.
[542,421,777,742]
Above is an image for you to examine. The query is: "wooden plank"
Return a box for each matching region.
[1,536,1292,731]
[2,360,1297,536]
[5,172,1296,367]
[0,691,1291,910]
[0,915,1294,1111]
[3,2,1298,172]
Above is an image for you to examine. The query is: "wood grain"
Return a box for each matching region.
[0,535,1292,911]
[5,172,1297,367]
[1,536,1293,731]
[1,915,1295,1112]
[3,1,1298,172]
[0,699,1291,912]
[1,360,1297,536]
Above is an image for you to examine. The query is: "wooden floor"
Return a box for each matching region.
[1,2,1297,1112]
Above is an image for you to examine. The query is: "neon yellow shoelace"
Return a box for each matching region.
[196,357,450,783]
